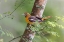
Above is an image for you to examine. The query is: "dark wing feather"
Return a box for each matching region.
[29,16,43,22]
[36,17,43,22]
[29,16,37,22]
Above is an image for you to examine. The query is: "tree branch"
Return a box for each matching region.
[19,0,47,42]
[31,0,47,18]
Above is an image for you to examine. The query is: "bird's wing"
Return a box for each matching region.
[29,16,37,22]
[36,17,43,22]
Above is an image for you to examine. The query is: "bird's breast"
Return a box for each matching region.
[25,17,32,24]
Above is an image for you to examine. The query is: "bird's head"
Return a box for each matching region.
[23,12,31,17]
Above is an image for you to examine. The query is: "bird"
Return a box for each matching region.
[23,12,51,24]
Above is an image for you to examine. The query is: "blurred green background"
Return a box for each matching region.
[0,0,64,42]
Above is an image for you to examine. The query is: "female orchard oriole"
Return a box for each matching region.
[23,12,51,24]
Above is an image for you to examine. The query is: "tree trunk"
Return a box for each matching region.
[19,0,47,42]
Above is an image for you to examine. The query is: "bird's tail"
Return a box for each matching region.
[42,16,51,21]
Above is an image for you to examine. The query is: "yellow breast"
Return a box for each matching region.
[25,17,32,24]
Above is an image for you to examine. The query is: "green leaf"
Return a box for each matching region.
[47,21,56,27]
[7,11,11,14]
[3,11,11,14]
[56,16,64,22]
[58,25,64,29]
[0,14,3,18]
[47,31,59,37]
[5,30,14,38]
[1,31,5,36]
[3,12,7,14]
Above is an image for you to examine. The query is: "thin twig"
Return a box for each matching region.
[0,0,26,20]
[9,35,22,42]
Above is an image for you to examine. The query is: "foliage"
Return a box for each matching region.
[30,16,64,42]
[0,26,14,38]
[56,16,64,22]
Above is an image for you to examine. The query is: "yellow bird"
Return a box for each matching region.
[24,12,51,24]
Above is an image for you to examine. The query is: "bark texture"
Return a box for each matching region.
[19,0,47,42]
[31,0,47,18]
